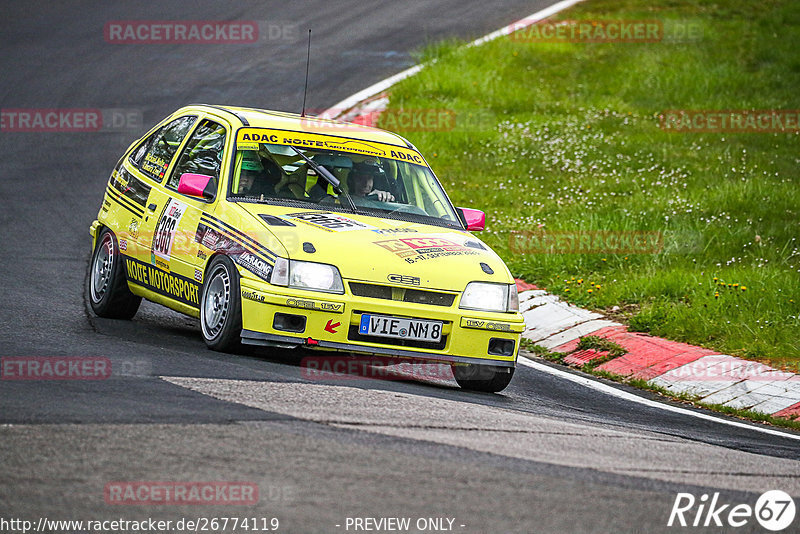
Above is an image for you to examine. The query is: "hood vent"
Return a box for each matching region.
[464,240,486,250]
[259,214,295,226]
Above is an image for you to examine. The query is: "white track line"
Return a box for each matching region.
[518,357,800,441]
[322,0,585,118]
[468,0,585,47]
[321,65,423,119]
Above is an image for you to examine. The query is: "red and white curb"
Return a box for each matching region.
[321,1,800,422]
[516,284,800,420]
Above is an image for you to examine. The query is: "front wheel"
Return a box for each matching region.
[89,228,141,319]
[200,256,243,352]
[452,364,515,393]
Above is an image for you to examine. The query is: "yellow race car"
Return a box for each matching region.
[88,105,523,391]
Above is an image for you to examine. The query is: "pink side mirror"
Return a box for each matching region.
[458,207,485,231]
[177,173,215,199]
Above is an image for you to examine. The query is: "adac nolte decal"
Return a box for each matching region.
[238,132,279,144]
[387,149,423,164]
[323,140,386,158]
[235,128,429,167]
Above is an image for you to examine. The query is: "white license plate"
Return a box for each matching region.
[359,314,442,342]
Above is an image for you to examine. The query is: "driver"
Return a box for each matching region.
[348,160,394,202]
[236,151,278,197]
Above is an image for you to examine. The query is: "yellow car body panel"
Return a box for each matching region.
[91,104,523,369]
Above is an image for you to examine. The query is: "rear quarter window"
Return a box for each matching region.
[167,119,227,191]
[129,115,197,181]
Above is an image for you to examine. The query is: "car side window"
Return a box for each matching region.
[167,119,227,192]
[129,115,197,181]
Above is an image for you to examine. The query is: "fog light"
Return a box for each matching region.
[273,313,306,333]
[488,338,515,356]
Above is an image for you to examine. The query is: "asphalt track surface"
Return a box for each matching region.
[1,1,799,533]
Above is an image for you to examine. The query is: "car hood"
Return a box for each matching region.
[238,204,513,291]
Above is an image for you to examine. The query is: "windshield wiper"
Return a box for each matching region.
[289,146,356,212]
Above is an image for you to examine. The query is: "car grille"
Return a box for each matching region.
[349,282,456,307]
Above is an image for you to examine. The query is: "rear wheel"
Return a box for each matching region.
[89,228,141,319]
[452,363,515,393]
[200,255,243,352]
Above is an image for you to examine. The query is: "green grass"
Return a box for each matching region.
[576,335,627,358]
[575,335,628,369]
[382,0,800,367]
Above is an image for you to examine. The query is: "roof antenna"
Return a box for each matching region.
[301,29,311,117]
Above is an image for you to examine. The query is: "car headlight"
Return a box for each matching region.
[459,282,518,312]
[270,258,344,294]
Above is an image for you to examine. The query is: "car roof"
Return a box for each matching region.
[180,104,413,149]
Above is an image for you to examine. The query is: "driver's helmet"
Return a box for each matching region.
[241,151,264,173]
[237,151,272,195]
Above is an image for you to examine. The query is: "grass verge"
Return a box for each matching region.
[382,0,800,367]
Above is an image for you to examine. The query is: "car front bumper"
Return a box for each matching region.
[239,280,524,368]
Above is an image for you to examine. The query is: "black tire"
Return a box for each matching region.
[200,255,243,352]
[452,364,515,393]
[88,228,141,319]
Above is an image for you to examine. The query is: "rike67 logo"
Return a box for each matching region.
[668,490,795,531]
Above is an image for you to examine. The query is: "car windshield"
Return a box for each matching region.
[228,129,460,227]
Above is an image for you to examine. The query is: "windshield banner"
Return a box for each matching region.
[235,128,427,167]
